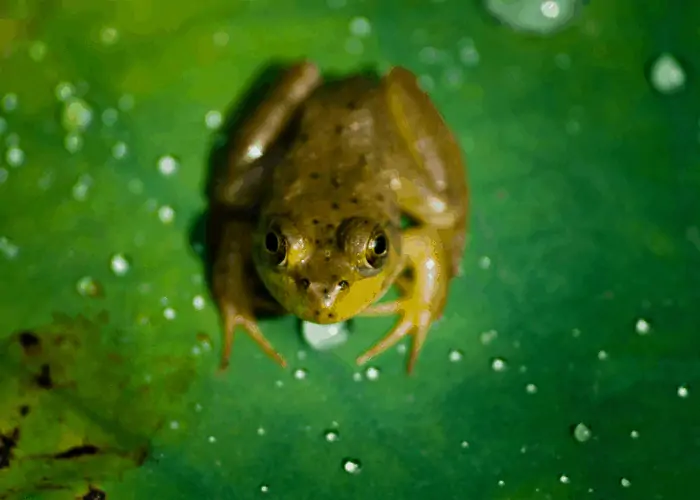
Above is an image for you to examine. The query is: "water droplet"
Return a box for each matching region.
[635,318,650,335]
[118,94,135,112]
[448,349,463,362]
[100,26,119,45]
[349,17,371,37]
[491,357,507,372]
[554,53,572,69]
[293,368,307,380]
[158,205,175,224]
[597,350,608,360]
[109,253,131,276]
[169,420,179,430]
[620,478,631,488]
[478,256,491,269]
[64,132,83,153]
[205,110,222,130]
[163,307,176,320]
[0,117,6,135]
[559,474,570,484]
[62,97,93,132]
[480,329,498,344]
[112,141,128,159]
[324,430,339,442]
[417,74,435,92]
[342,458,361,474]
[55,82,75,102]
[29,41,47,61]
[75,276,101,297]
[302,321,349,350]
[208,435,217,443]
[256,426,265,436]
[72,174,93,201]
[259,485,269,493]
[573,423,591,442]
[649,53,686,95]
[5,146,25,167]
[0,168,8,184]
[677,385,689,398]
[525,383,538,394]
[443,67,463,88]
[327,0,346,8]
[540,0,560,19]
[0,236,20,259]
[102,108,118,126]
[352,372,362,382]
[1,93,18,112]
[365,366,380,380]
[630,430,639,439]
[193,295,205,310]
[460,440,469,448]
[158,155,179,176]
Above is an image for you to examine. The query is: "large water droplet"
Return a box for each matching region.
[5,146,25,167]
[635,318,651,335]
[0,236,19,259]
[491,357,507,371]
[302,321,349,350]
[158,155,179,176]
[364,366,380,380]
[100,26,120,45]
[448,349,463,362]
[649,53,686,95]
[158,205,175,224]
[573,422,591,442]
[109,253,131,276]
[205,110,223,130]
[677,385,689,398]
[324,430,340,442]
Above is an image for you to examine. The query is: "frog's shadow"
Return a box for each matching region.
[187,60,379,322]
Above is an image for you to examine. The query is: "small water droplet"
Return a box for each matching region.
[208,435,217,443]
[344,37,364,55]
[327,0,346,8]
[349,17,372,37]
[100,26,119,45]
[630,430,639,439]
[620,478,631,488]
[1,93,18,112]
[75,276,101,297]
[573,423,592,442]
[5,133,19,147]
[365,366,380,380]
[293,368,307,380]
[460,440,469,448]
[158,205,175,224]
[448,349,463,362]
[342,458,361,474]
[417,74,435,92]
[324,430,339,442]
[597,350,608,360]
[0,168,8,184]
[458,38,480,66]
[491,357,507,372]
[649,53,685,95]
[0,236,20,259]
[480,329,498,344]
[540,0,560,19]
[256,426,265,436]
[158,155,179,176]
[559,474,570,484]
[352,372,362,382]
[112,141,128,159]
[64,132,83,153]
[29,41,47,61]
[5,146,25,167]
[193,295,205,310]
[205,110,222,130]
[169,420,180,430]
[102,108,118,126]
[259,485,269,493]
[677,385,689,398]
[635,318,651,335]
[72,174,93,201]
[525,383,538,394]
[0,117,6,135]
[212,31,229,46]
[109,253,131,276]
[478,256,491,269]
[163,307,176,320]
[554,53,572,69]
[62,97,93,132]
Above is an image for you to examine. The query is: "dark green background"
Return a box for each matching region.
[1,0,698,498]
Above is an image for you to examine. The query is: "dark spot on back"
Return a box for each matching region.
[331,202,339,210]
[315,239,321,245]
[347,101,358,110]
[0,428,19,469]
[83,487,107,500]
[350,197,358,204]
[326,224,335,230]
[312,219,319,225]
[328,313,335,320]
[35,364,53,389]
[54,444,99,460]
[18,331,40,351]
[309,172,320,180]
[299,132,309,143]
[335,125,343,134]
[376,193,385,202]
[19,405,30,417]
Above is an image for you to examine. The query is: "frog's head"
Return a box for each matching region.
[252,214,402,324]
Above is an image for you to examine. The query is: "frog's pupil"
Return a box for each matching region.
[265,232,279,253]
[372,235,387,255]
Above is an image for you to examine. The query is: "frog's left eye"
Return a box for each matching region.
[263,230,287,266]
[365,230,389,269]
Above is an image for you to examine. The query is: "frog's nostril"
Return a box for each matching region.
[338,280,349,290]
[299,278,310,290]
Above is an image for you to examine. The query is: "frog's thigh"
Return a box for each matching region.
[215,61,322,205]
[382,67,467,229]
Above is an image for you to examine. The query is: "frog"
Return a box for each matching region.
[210,61,469,374]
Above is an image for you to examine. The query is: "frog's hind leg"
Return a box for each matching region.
[382,66,469,277]
[214,61,322,206]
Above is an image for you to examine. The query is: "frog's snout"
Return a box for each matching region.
[298,279,346,323]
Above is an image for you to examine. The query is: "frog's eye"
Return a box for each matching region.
[365,231,389,269]
[264,229,287,266]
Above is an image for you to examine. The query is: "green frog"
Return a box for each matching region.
[210,61,468,373]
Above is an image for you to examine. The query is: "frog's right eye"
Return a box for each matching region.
[264,230,287,266]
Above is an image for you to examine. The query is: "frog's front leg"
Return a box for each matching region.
[213,61,321,206]
[357,227,448,373]
[214,218,287,371]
